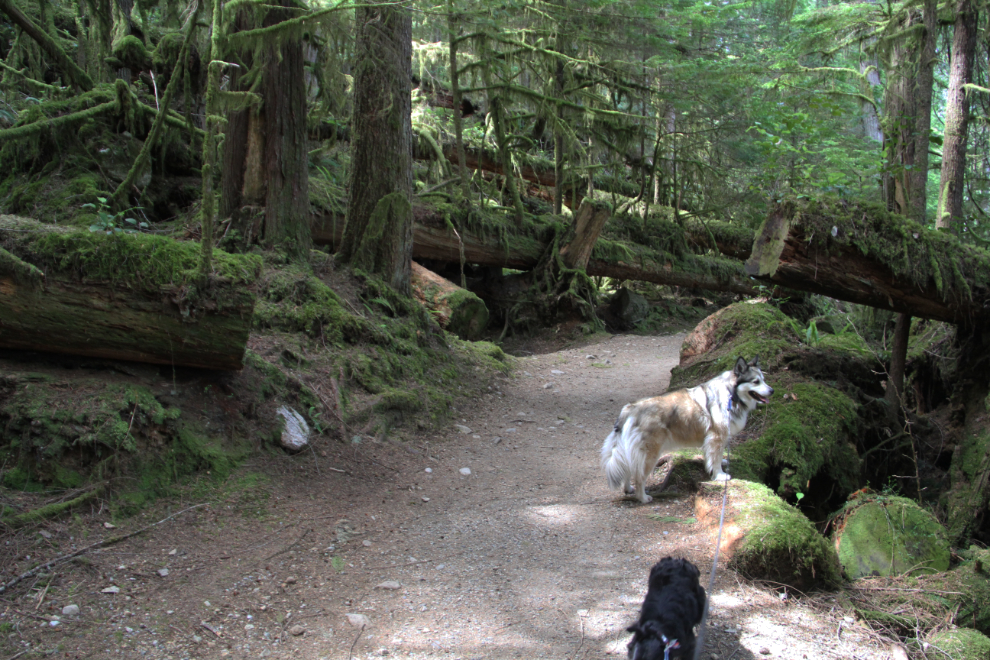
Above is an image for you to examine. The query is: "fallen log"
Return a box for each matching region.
[410,261,489,340]
[745,199,990,324]
[0,216,261,369]
[314,206,757,296]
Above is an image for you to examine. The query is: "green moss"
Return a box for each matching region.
[733,381,861,501]
[0,216,261,300]
[928,629,990,660]
[671,302,799,388]
[253,264,371,343]
[440,287,489,341]
[943,428,990,543]
[831,492,950,579]
[704,480,841,589]
[112,35,151,71]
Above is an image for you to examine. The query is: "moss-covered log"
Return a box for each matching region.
[746,199,990,323]
[314,208,756,295]
[410,261,489,340]
[0,216,260,370]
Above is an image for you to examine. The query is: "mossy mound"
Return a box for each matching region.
[831,491,950,579]
[732,381,860,505]
[928,629,990,660]
[943,427,990,544]
[695,480,840,590]
[672,301,799,387]
[253,261,510,432]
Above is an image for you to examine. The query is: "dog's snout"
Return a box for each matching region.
[768,387,775,395]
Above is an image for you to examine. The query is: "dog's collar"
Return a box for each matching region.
[661,634,680,659]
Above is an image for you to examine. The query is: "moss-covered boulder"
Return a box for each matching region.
[674,301,873,516]
[695,480,840,590]
[831,492,950,579]
[928,629,990,660]
[674,301,799,386]
[732,381,860,504]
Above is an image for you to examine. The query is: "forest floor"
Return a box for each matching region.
[1,332,897,660]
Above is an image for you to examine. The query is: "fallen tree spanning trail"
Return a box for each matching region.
[745,199,990,324]
[313,206,757,296]
[0,216,260,370]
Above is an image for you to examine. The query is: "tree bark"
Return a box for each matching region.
[337,1,414,294]
[314,208,756,296]
[219,1,310,254]
[446,4,471,202]
[410,261,488,340]
[0,0,94,90]
[937,0,978,232]
[260,1,310,252]
[559,198,611,270]
[910,0,937,225]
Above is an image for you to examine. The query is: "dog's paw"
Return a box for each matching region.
[624,485,636,494]
[637,494,653,503]
[713,472,731,482]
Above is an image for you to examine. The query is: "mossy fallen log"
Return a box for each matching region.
[0,216,261,370]
[410,261,489,340]
[746,198,990,323]
[4,485,103,528]
[314,207,757,295]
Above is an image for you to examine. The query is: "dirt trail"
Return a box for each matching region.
[5,333,890,660]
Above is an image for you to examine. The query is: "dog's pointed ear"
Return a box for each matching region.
[733,356,748,376]
[751,355,760,368]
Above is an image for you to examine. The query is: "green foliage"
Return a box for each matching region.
[83,196,149,234]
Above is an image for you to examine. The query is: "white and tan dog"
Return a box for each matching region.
[601,356,773,503]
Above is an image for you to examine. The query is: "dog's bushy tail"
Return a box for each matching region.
[601,412,640,491]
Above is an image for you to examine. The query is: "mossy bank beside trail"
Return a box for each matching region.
[0,243,510,523]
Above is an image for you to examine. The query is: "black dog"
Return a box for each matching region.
[627,557,707,660]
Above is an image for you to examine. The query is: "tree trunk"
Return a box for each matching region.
[909,0,937,225]
[559,199,611,270]
[219,1,310,254]
[314,208,756,296]
[745,199,990,324]
[859,57,883,143]
[886,311,911,412]
[446,4,471,202]
[937,0,978,233]
[337,1,414,294]
[260,1,310,252]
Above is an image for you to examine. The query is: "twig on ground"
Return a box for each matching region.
[263,528,311,562]
[0,503,207,595]
[348,624,365,660]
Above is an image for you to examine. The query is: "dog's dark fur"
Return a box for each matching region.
[627,557,707,660]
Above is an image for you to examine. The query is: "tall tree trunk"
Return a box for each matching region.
[553,44,567,216]
[859,56,883,143]
[218,1,310,254]
[910,0,937,225]
[446,2,471,202]
[337,1,414,294]
[937,0,978,232]
[260,1,310,252]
